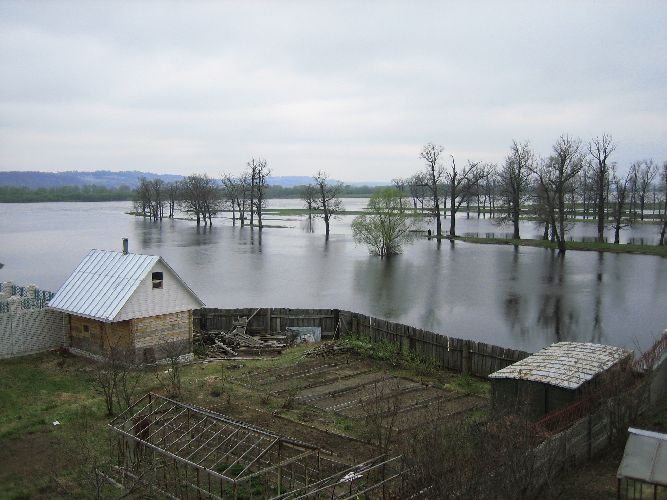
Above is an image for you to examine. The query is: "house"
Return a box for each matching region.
[488,341,632,420]
[48,239,204,363]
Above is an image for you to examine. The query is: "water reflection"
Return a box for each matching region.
[503,247,530,339]
[301,215,316,233]
[591,252,604,344]
[535,253,579,343]
[1,201,665,353]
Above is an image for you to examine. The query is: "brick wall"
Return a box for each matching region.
[0,306,66,358]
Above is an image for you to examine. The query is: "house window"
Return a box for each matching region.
[82,324,90,335]
[152,271,164,289]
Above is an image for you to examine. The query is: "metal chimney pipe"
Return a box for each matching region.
[122,238,129,254]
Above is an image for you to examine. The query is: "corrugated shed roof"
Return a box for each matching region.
[48,249,202,322]
[488,342,631,390]
[617,427,667,487]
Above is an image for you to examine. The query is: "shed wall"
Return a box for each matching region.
[69,315,132,356]
[131,310,192,362]
[69,315,106,355]
[115,262,201,321]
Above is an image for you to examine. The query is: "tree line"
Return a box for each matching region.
[134,160,346,237]
[397,135,667,250]
[0,184,134,203]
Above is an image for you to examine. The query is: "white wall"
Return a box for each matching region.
[0,307,66,358]
[115,261,202,321]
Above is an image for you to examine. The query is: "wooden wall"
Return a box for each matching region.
[69,315,132,356]
[131,310,192,363]
[196,308,529,378]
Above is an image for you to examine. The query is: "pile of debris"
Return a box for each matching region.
[195,313,287,358]
[302,342,351,358]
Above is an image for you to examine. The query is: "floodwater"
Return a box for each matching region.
[1,200,665,353]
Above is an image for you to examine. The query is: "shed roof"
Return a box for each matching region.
[48,249,203,322]
[488,342,631,390]
[617,428,667,487]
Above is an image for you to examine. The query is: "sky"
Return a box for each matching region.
[0,1,666,182]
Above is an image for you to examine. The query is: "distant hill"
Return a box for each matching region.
[0,170,389,189]
[0,170,184,189]
[267,176,387,187]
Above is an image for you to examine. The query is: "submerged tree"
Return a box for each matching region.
[529,135,584,253]
[312,170,343,239]
[445,155,482,237]
[351,188,420,257]
[179,174,220,225]
[248,157,271,229]
[498,140,535,239]
[300,183,318,233]
[589,133,616,242]
[632,159,658,221]
[609,168,632,244]
[419,143,446,238]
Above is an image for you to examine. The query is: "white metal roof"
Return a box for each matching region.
[617,427,667,487]
[488,342,631,390]
[48,249,203,322]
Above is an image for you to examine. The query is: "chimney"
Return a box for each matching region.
[122,238,129,255]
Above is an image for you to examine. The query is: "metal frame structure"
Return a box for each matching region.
[107,393,336,499]
[272,455,405,499]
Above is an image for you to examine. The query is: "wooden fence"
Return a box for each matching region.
[195,308,530,378]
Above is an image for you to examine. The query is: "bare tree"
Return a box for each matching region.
[134,178,167,221]
[313,170,343,239]
[475,163,495,219]
[589,134,616,242]
[446,156,482,237]
[498,141,535,239]
[391,177,407,209]
[154,340,189,398]
[632,159,658,221]
[530,135,584,253]
[166,182,178,218]
[407,172,430,212]
[419,143,446,237]
[301,183,318,232]
[248,157,271,229]
[149,179,165,221]
[91,346,142,416]
[133,177,152,217]
[610,167,632,244]
[221,172,251,226]
[179,174,220,225]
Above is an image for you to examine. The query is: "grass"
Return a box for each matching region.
[0,352,99,441]
[439,235,667,257]
[446,373,490,397]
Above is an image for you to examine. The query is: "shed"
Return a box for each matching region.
[617,427,667,498]
[49,243,204,363]
[488,342,632,420]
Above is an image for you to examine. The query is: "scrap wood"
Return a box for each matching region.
[302,342,351,357]
[198,321,288,358]
[214,341,238,356]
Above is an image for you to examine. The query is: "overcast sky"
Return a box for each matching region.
[1,1,665,181]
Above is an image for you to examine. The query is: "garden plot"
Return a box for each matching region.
[233,358,373,395]
[232,353,487,434]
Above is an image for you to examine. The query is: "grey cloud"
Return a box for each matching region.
[0,1,665,180]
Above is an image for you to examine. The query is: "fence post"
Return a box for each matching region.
[7,296,20,356]
[462,340,472,375]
